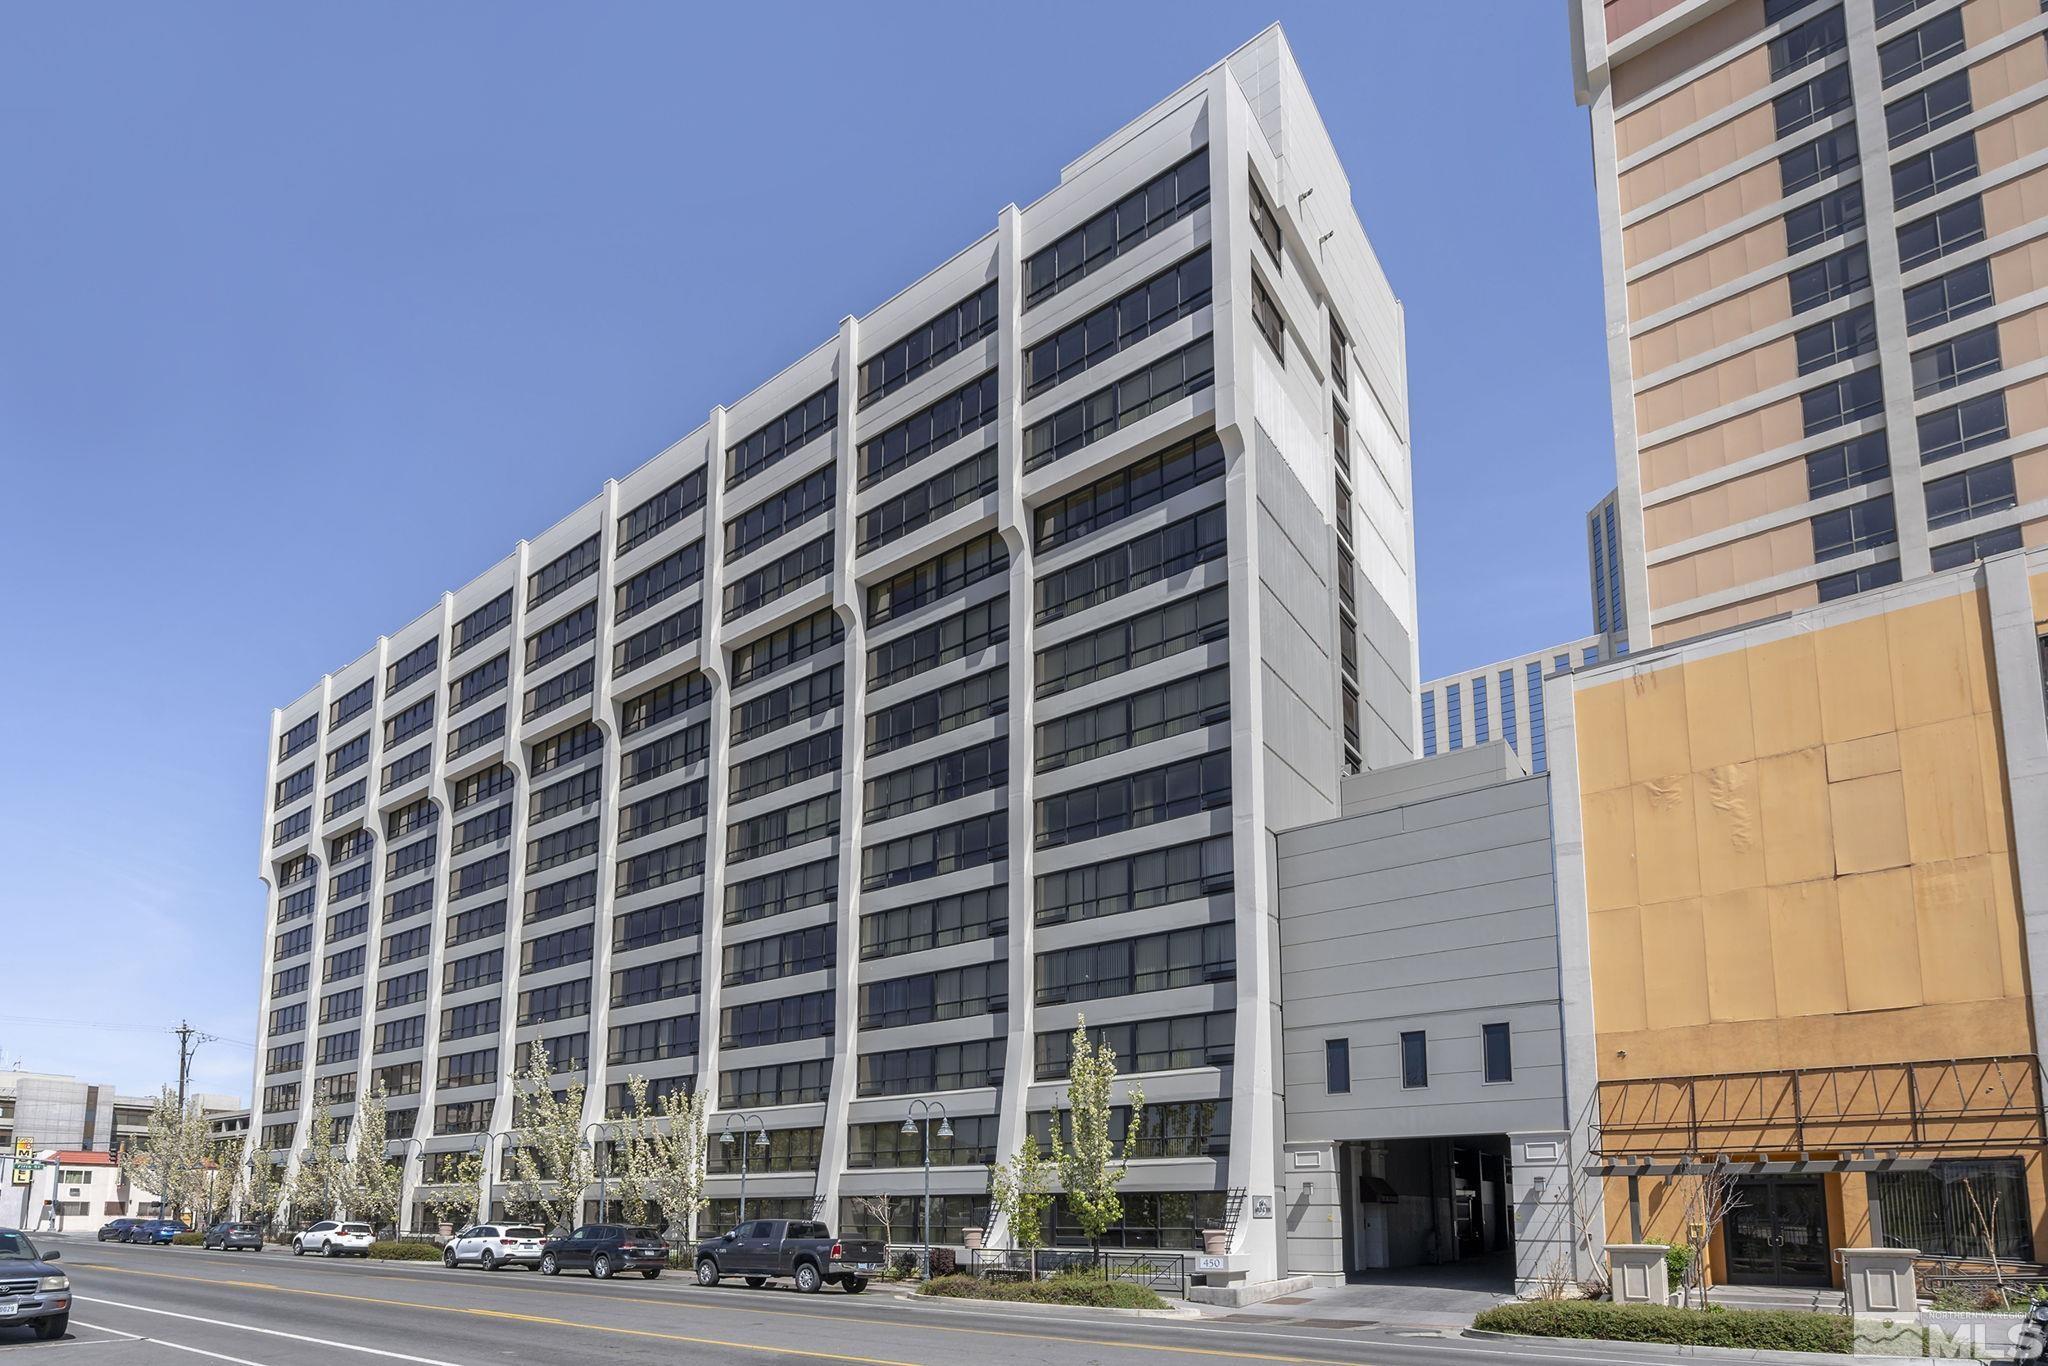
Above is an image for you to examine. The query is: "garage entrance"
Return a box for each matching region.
[1340,1136,1514,1285]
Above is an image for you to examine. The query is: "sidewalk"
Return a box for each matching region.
[1187,1274,1515,1331]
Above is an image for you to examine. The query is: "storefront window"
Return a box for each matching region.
[1870,1159,2034,1261]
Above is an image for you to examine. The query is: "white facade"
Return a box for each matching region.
[248,26,1415,1277]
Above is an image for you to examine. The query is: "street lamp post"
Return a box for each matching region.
[398,1139,425,1234]
[901,1100,952,1280]
[581,1122,610,1225]
[469,1132,497,1225]
[719,1113,769,1226]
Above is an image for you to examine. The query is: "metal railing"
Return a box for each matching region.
[963,1246,1186,1297]
[1594,1057,2043,1158]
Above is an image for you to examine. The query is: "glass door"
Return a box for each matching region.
[1726,1178,1831,1286]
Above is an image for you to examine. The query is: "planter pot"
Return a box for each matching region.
[963,1228,985,1250]
[438,1222,453,1239]
[1203,1230,1228,1255]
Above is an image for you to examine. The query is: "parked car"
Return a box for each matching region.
[291,1221,374,1258]
[132,1220,191,1245]
[0,1228,70,1341]
[442,1225,544,1271]
[202,1222,263,1251]
[97,1219,139,1243]
[538,1225,667,1280]
[693,1219,883,1293]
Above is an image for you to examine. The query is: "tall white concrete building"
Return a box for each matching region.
[249,26,1415,1277]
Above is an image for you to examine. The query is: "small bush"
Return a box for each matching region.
[1660,1244,1689,1289]
[920,1271,1167,1310]
[1473,1301,1856,1354]
[171,1232,205,1246]
[929,1247,957,1278]
[366,1240,443,1261]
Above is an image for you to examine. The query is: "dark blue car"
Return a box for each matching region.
[132,1220,189,1244]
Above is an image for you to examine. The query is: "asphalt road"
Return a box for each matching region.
[0,1236,1819,1366]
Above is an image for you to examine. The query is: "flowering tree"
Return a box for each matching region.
[348,1085,403,1234]
[287,1096,358,1222]
[989,1134,1056,1276]
[502,1044,590,1234]
[618,1075,708,1242]
[116,1089,210,1222]
[1052,1018,1143,1252]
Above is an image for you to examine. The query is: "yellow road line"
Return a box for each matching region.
[71,1260,1374,1365]
[76,1263,915,1366]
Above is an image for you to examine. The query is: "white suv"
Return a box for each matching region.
[292,1221,375,1258]
[443,1225,545,1271]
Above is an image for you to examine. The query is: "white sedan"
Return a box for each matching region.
[292,1221,375,1258]
[442,1225,545,1271]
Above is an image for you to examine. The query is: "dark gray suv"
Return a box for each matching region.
[0,1229,71,1341]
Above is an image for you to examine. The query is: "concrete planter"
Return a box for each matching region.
[1607,1244,1672,1306]
[1202,1230,1228,1255]
[963,1228,984,1250]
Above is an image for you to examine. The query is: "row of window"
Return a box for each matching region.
[868,529,1008,626]
[733,665,840,745]
[1024,249,1212,397]
[857,444,997,554]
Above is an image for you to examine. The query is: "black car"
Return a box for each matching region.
[202,1222,262,1251]
[694,1219,883,1294]
[0,1228,70,1341]
[538,1225,667,1280]
[97,1219,139,1243]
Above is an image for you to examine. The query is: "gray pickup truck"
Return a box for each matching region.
[693,1218,885,1293]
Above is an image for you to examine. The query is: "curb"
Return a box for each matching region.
[1460,1327,1980,1363]
[903,1292,1198,1321]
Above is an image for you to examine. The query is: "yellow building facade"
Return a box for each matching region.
[1547,550,2048,1287]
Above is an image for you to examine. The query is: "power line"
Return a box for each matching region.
[0,1014,254,1048]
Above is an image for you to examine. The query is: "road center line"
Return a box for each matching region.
[73,1281,919,1366]
[70,1261,1380,1365]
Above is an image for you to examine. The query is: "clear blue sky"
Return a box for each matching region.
[0,2,1611,1101]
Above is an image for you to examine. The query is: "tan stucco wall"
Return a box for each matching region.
[1640,392,1804,492]
[1630,217,1788,321]
[1653,583,1823,647]
[1633,276,1792,377]
[1612,1,1765,108]
[1635,332,1798,436]
[1577,589,2032,1078]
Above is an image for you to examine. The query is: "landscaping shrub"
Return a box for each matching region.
[1661,1244,1689,1291]
[171,1232,205,1246]
[920,1271,1167,1310]
[887,1248,958,1278]
[1473,1301,1858,1353]
[366,1240,443,1261]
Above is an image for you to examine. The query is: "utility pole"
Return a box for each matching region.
[175,1021,197,1111]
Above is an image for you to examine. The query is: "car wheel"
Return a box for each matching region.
[481,1251,497,1272]
[844,1277,868,1294]
[323,1240,337,1258]
[641,1269,661,1280]
[591,1254,613,1280]
[540,1253,559,1276]
[292,1240,305,1256]
[744,1276,767,1288]
[443,1248,457,1268]
[696,1258,720,1287]
[34,1313,68,1341]
[795,1262,822,1294]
